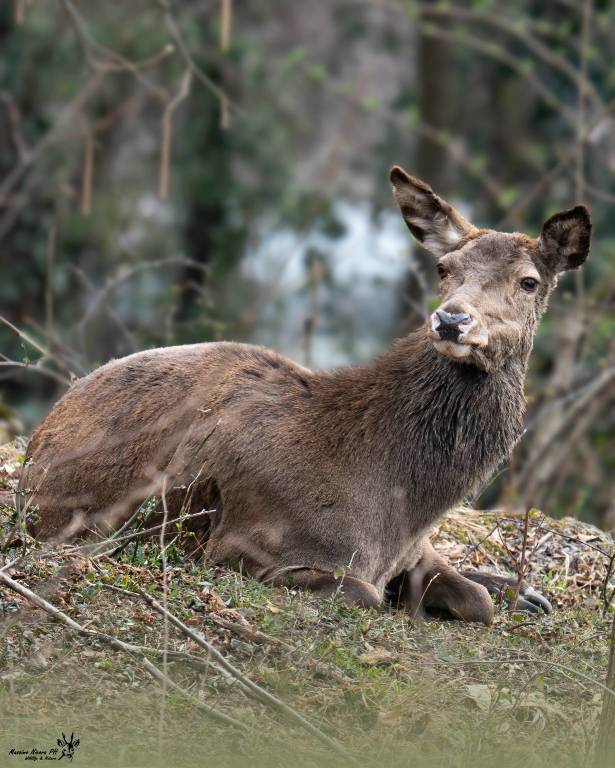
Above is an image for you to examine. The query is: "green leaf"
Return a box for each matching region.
[285,47,306,67]
[307,64,326,81]
[361,95,380,112]
[497,188,519,209]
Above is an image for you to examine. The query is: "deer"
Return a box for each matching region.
[20,166,591,625]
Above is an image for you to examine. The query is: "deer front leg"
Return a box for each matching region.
[395,539,495,625]
[461,571,551,614]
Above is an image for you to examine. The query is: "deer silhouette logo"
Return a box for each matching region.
[57,733,79,761]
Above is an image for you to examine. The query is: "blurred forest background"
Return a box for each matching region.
[0,0,613,529]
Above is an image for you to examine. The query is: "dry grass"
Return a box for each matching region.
[0,440,613,768]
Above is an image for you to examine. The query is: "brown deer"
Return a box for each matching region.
[21,167,591,624]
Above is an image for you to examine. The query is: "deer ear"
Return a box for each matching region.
[390,166,476,257]
[539,205,591,272]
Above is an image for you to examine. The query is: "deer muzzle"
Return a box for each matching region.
[430,306,488,360]
[432,309,472,342]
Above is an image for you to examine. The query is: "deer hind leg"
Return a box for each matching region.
[264,567,382,610]
[391,539,494,625]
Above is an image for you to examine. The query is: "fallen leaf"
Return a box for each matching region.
[357,648,394,666]
[200,588,228,613]
[466,683,492,712]
[265,601,283,614]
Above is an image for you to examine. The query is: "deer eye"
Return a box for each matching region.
[437,263,448,279]
[520,277,539,292]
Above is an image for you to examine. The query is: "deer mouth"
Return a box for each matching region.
[430,328,489,362]
[429,312,488,361]
[433,339,473,359]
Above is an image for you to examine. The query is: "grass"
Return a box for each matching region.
[0,441,613,768]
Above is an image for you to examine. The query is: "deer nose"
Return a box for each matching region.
[433,309,472,342]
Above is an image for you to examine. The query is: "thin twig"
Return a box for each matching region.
[14,0,29,25]
[103,582,293,652]
[220,0,232,52]
[160,1,244,120]
[406,0,603,110]
[595,612,615,765]
[158,476,170,747]
[0,73,104,209]
[208,615,294,651]
[374,0,577,126]
[45,223,57,338]
[0,568,246,731]
[438,657,615,701]
[159,70,192,199]
[141,655,249,731]
[602,553,615,617]
[0,556,22,574]
[0,92,28,162]
[457,523,499,568]
[80,127,94,215]
[94,510,213,558]
[62,0,169,103]
[513,508,532,610]
[134,586,358,764]
[0,360,70,387]
[0,315,72,383]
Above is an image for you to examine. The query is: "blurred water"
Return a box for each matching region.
[242,201,413,368]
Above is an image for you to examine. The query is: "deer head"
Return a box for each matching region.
[390,166,591,372]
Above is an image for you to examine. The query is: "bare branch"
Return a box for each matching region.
[158,476,170,745]
[62,0,169,103]
[413,1,603,111]
[141,656,249,731]
[0,74,104,210]
[0,92,28,162]
[0,360,69,387]
[595,613,615,764]
[0,314,73,382]
[366,0,578,128]
[0,568,247,731]
[160,1,244,121]
[135,587,358,764]
[159,70,192,200]
[220,0,232,53]
[80,127,94,215]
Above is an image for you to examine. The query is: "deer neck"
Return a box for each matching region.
[323,326,528,522]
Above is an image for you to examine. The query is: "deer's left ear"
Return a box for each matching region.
[390,166,477,257]
[539,205,591,272]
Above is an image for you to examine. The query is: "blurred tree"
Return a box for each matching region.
[398,0,453,333]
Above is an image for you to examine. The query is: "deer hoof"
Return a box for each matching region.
[515,585,552,614]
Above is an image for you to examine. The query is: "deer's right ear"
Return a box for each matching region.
[539,205,591,272]
[390,166,476,257]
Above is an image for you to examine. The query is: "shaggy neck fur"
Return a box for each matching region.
[317,325,529,528]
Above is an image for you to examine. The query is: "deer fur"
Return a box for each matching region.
[21,167,591,624]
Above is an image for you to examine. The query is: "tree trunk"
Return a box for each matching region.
[595,611,615,766]
[174,53,230,328]
[399,1,451,334]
